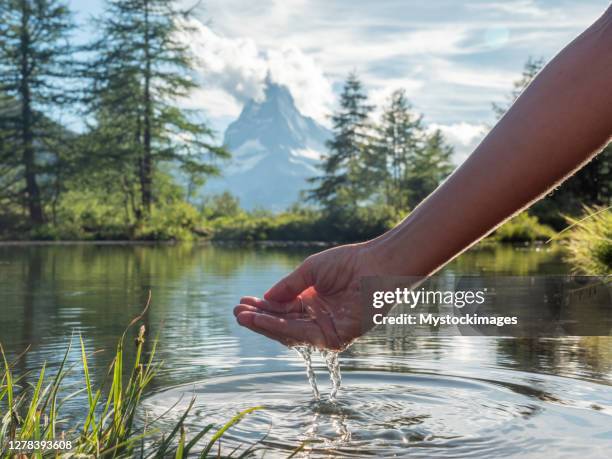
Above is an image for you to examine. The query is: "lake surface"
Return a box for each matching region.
[0,243,611,457]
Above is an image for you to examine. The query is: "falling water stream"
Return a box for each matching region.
[294,345,321,400]
[320,349,342,401]
[294,345,342,402]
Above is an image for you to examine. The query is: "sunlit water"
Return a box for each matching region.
[0,243,610,457]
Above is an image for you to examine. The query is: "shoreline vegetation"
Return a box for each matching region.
[1,206,611,275]
[0,302,264,458]
[1,2,609,269]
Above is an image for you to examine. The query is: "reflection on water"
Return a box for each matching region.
[0,242,610,457]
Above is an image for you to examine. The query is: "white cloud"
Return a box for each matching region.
[167,0,606,136]
[428,122,488,164]
[469,0,548,18]
[181,87,243,119]
[182,19,334,124]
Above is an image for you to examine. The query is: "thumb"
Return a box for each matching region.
[264,258,314,302]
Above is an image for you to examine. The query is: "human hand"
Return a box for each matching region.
[234,243,383,351]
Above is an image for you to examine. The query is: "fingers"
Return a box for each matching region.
[234,310,292,346]
[264,259,314,302]
[234,303,305,320]
[234,310,327,349]
[239,295,302,314]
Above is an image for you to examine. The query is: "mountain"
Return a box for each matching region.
[204,83,331,210]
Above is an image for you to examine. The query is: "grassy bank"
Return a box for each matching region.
[1,196,558,246]
[0,303,262,458]
[564,207,612,274]
[489,212,555,243]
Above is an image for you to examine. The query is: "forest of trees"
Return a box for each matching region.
[0,0,228,239]
[309,74,454,215]
[0,1,609,242]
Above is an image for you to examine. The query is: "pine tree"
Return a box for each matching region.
[309,73,373,210]
[87,0,228,219]
[405,129,454,208]
[0,0,75,225]
[375,89,423,210]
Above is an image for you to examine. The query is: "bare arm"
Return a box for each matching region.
[236,7,612,350]
[368,6,612,276]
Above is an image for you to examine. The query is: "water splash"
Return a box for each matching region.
[294,346,342,401]
[321,350,341,401]
[294,345,320,400]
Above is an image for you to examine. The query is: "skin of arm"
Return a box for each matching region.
[369,4,612,278]
[234,6,612,350]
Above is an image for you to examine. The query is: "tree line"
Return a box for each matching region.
[308,73,454,218]
[0,1,609,241]
[310,63,611,233]
[0,0,228,235]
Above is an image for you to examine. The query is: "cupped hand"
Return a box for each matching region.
[234,243,382,351]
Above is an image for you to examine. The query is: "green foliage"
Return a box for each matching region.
[0,0,77,225]
[135,201,203,241]
[491,212,555,243]
[209,202,400,243]
[0,309,261,457]
[202,192,242,220]
[308,73,374,209]
[209,212,312,242]
[564,207,612,274]
[403,129,454,208]
[307,75,455,233]
[321,202,401,242]
[374,89,422,210]
[7,173,205,241]
[86,0,229,218]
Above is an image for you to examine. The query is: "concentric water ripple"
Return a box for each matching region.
[144,370,612,458]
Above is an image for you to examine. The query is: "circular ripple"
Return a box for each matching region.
[144,371,612,458]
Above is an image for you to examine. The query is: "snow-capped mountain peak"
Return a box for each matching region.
[206,82,331,210]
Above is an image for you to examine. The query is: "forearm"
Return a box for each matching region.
[368,7,612,276]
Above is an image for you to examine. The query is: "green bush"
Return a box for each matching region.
[565,207,612,274]
[135,201,203,241]
[45,189,133,240]
[491,212,555,243]
[28,222,85,241]
[208,204,401,243]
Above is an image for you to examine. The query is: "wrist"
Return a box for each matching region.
[361,219,433,277]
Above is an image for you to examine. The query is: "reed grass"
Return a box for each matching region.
[0,295,262,458]
[564,206,612,275]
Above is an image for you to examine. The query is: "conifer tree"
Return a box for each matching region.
[0,0,75,225]
[309,73,373,210]
[404,129,454,208]
[87,0,228,219]
[375,89,423,210]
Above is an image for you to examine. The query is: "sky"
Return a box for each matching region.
[69,0,609,162]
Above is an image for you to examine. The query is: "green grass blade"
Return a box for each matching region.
[200,406,262,458]
[182,424,214,456]
[0,344,14,411]
[21,363,46,438]
[175,426,186,459]
[153,397,196,459]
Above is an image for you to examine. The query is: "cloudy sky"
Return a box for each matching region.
[70,0,609,162]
